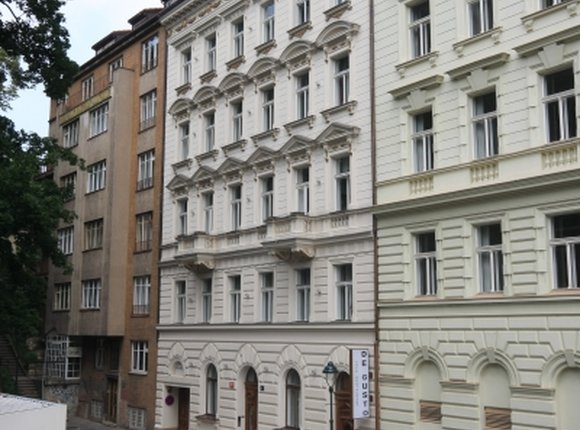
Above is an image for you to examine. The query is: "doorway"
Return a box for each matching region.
[105,377,118,422]
[178,388,190,430]
[335,372,354,430]
[245,368,258,430]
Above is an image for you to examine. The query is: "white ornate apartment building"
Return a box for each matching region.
[157,1,375,429]
[375,1,580,429]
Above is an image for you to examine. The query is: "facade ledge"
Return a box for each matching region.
[171,158,194,175]
[199,69,217,84]
[389,75,444,100]
[395,51,440,78]
[378,375,413,386]
[453,27,503,56]
[447,52,510,81]
[511,386,555,399]
[195,149,219,164]
[287,21,312,39]
[324,0,352,21]
[175,82,191,96]
[222,139,247,156]
[283,115,316,135]
[521,1,580,32]
[59,87,111,124]
[514,24,580,57]
[440,381,478,392]
[251,128,280,145]
[195,414,219,426]
[320,100,357,122]
[225,55,246,71]
[255,39,277,56]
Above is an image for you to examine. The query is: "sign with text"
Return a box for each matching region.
[351,348,371,419]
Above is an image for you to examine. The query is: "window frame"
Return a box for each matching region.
[86,160,107,193]
[296,72,310,120]
[140,90,157,131]
[233,19,244,58]
[206,364,218,416]
[205,111,216,151]
[477,223,504,293]
[334,55,350,106]
[263,1,275,43]
[415,231,438,296]
[232,100,243,141]
[141,35,159,73]
[203,191,214,234]
[175,280,187,323]
[62,119,79,148]
[335,156,350,211]
[54,282,71,311]
[261,176,274,222]
[202,278,213,323]
[261,272,274,322]
[231,184,242,231]
[297,0,311,25]
[137,150,155,191]
[130,340,149,374]
[177,198,188,236]
[207,33,217,72]
[336,264,353,321]
[133,275,151,315]
[543,67,577,143]
[179,122,190,160]
[262,87,275,131]
[230,275,242,323]
[135,212,153,252]
[296,166,310,214]
[468,0,494,36]
[84,218,104,251]
[412,110,434,172]
[181,48,192,85]
[82,76,94,101]
[58,226,74,255]
[472,91,499,159]
[81,279,102,310]
[551,213,580,289]
[286,369,301,428]
[89,103,109,137]
[410,1,431,58]
[296,268,311,322]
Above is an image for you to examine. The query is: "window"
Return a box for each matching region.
[108,57,123,81]
[263,1,275,42]
[231,185,242,230]
[544,0,571,7]
[233,19,244,57]
[133,276,150,315]
[207,34,217,72]
[262,176,274,222]
[137,150,155,190]
[179,122,190,160]
[131,341,148,374]
[61,172,77,200]
[296,268,310,322]
[335,56,350,106]
[230,275,241,323]
[86,160,106,193]
[262,87,275,131]
[335,157,350,211]
[82,279,102,309]
[473,91,498,159]
[142,35,159,72]
[205,111,215,151]
[95,339,104,370]
[177,198,188,236]
[62,120,79,148]
[286,370,301,428]
[58,226,74,255]
[416,232,437,295]
[232,100,243,141]
[140,90,157,130]
[202,278,212,323]
[91,401,104,420]
[203,192,214,233]
[261,272,274,322]
[89,103,109,137]
[136,212,153,252]
[551,213,580,289]
[127,407,146,430]
[82,76,93,101]
[336,264,353,320]
[544,68,576,142]
[84,219,103,250]
[54,283,71,311]
[468,0,493,36]
[181,48,192,85]
[206,364,218,416]
[296,167,310,213]
[296,73,309,119]
[478,224,504,292]
[410,1,431,58]
[413,111,434,172]
[176,281,186,323]
[297,0,311,24]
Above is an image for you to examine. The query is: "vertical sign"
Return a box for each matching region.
[351,348,370,419]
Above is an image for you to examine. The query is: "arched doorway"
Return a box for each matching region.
[335,372,354,430]
[245,368,258,430]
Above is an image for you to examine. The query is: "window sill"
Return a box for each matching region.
[251,128,280,145]
[324,0,352,21]
[139,119,156,132]
[140,65,158,76]
[129,371,148,376]
[131,313,150,318]
[283,115,315,135]
[200,70,217,84]
[320,100,357,123]
[80,308,101,312]
[255,39,276,56]
[453,27,502,56]
[52,309,71,313]
[222,139,247,156]
[83,247,103,253]
[195,149,219,164]
[196,414,219,424]
[85,189,105,195]
[175,82,191,96]
[87,130,108,140]
[395,51,439,77]
[521,0,580,32]
[548,287,580,295]
[288,21,312,39]
[226,55,245,71]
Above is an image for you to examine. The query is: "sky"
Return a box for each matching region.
[6,0,163,135]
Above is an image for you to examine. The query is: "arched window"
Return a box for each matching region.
[480,364,511,429]
[416,361,442,426]
[206,364,218,416]
[286,369,301,428]
[557,368,580,429]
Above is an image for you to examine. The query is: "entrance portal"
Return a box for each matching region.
[335,372,354,430]
[245,368,258,430]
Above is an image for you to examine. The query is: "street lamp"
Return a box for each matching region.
[322,361,339,430]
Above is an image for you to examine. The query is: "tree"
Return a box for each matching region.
[0,0,79,348]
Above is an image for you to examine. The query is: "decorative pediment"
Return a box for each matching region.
[218,72,247,100]
[190,11,222,38]
[192,85,220,111]
[166,174,191,193]
[247,147,276,177]
[447,52,509,81]
[247,57,279,88]
[168,98,193,122]
[191,165,216,183]
[218,0,250,21]
[389,75,445,100]
[317,122,360,145]
[315,21,359,58]
[279,135,315,168]
[280,40,315,71]
[216,157,245,182]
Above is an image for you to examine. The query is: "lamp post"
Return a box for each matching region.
[322,361,339,430]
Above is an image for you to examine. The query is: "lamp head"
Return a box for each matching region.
[322,361,338,388]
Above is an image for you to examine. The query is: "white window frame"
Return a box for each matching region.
[62,120,79,148]
[82,279,102,309]
[137,150,155,190]
[61,172,76,200]
[543,68,577,143]
[58,226,74,255]
[262,87,275,131]
[108,57,123,82]
[413,110,434,172]
[175,280,186,323]
[551,213,580,289]
[179,122,190,160]
[336,264,353,320]
[297,0,311,25]
[203,191,214,233]
[140,90,157,130]
[231,185,242,231]
[415,232,437,295]
[142,35,159,72]
[477,223,504,293]
[205,111,215,151]
[177,198,188,236]
[262,176,274,222]
[206,364,218,416]
[82,76,94,101]
[86,160,106,193]
[334,56,350,106]
[335,156,350,211]
[232,100,243,141]
[127,407,146,430]
[181,48,192,85]
[136,212,153,252]
[410,1,431,58]
[296,167,310,213]
[472,91,498,159]
[54,282,71,311]
[133,276,150,315]
[296,72,309,120]
[263,1,275,43]
[230,275,241,323]
[543,0,571,8]
[89,103,109,137]
[286,370,301,428]
[468,0,493,36]
[84,219,103,250]
[207,34,217,72]
[296,268,311,322]
[261,272,274,322]
[131,341,148,374]
[233,19,244,58]
[202,278,213,323]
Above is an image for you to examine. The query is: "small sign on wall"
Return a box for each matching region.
[351,348,370,419]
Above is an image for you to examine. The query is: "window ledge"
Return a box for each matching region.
[251,128,280,145]
[521,1,580,32]
[320,100,357,123]
[288,21,312,39]
[196,414,219,425]
[255,39,277,56]
[175,82,191,96]
[195,149,219,164]
[395,51,439,77]
[226,55,246,71]
[324,0,352,21]
[222,139,247,156]
[453,27,502,56]
[172,158,194,174]
[283,115,316,135]
[129,371,148,376]
[200,70,217,84]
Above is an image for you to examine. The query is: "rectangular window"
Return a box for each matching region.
[473,91,498,159]
[262,176,274,222]
[296,167,310,213]
[62,120,79,148]
[203,192,214,233]
[142,35,159,72]
[207,34,217,72]
[177,198,188,236]
[136,212,153,252]
[95,339,104,369]
[58,226,74,255]
[89,103,109,137]
[82,76,94,101]
[233,19,244,57]
[231,185,242,230]
[263,1,275,42]
[544,0,571,7]
[54,282,71,311]
[91,400,104,420]
[108,57,123,82]
[176,281,186,323]
[551,213,580,289]
[230,275,241,323]
[468,0,493,36]
[261,272,274,322]
[202,278,213,323]
[410,1,431,58]
[416,232,437,295]
[544,68,576,142]
[478,223,504,292]
[84,219,103,250]
[297,0,311,24]
[181,48,192,85]
[335,157,350,211]
[336,264,353,320]
[140,90,157,130]
[137,150,155,190]
[61,172,77,201]
[296,268,310,322]
[133,276,150,315]
[82,279,102,309]
[263,87,275,131]
[131,341,148,374]
[232,100,243,141]
[86,160,106,193]
[205,111,215,151]
[296,73,309,120]
[335,56,350,105]
[413,111,434,172]
[179,122,190,160]
[127,407,146,430]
